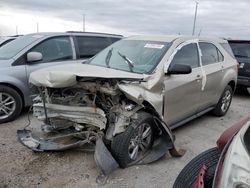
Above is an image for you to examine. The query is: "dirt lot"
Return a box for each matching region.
[0,90,249,188]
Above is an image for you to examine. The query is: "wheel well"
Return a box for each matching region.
[0,83,24,107]
[228,80,236,91]
[142,101,161,118]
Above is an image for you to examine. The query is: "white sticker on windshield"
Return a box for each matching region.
[144,44,164,49]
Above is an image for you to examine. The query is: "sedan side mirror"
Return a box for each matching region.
[27,52,43,63]
[167,64,192,75]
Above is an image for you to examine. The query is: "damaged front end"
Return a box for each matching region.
[18,65,184,184]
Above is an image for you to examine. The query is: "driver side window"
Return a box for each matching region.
[171,43,200,68]
[30,36,73,63]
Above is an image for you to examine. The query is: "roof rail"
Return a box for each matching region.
[66,31,123,37]
[8,35,23,37]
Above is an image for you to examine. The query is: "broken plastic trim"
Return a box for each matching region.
[17,116,184,185]
[17,129,94,151]
[94,139,119,185]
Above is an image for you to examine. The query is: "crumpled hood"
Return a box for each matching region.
[29,63,144,88]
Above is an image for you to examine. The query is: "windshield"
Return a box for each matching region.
[0,35,42,59]
[88,40,170,74]
[229,42,250,59]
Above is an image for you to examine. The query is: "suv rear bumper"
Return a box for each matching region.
[237,76,250,87]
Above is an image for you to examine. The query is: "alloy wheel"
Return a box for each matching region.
[0,92,16,120]
[128,123,153,160]
[221,90,231,113]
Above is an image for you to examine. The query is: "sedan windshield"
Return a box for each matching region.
[0,35,42,59]
[88,40,170,74]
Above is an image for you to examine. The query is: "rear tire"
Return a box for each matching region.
[173,147,220,188]
[0,86,22,123]
[212,85,233,117]
[111,112,155,168]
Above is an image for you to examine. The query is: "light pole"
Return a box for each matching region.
[82,14,85,32]
[192,1,199,36]
[15,26,18,35]
[37,22,39,33]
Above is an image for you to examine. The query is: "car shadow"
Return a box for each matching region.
[234,87,250,97]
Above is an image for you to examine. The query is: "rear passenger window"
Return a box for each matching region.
[76,36,111,58]
[221,43,235,58]
[199,42,223,65]
[171,43,199,68]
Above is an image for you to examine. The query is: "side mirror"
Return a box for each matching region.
[27,52,43,63]
[167,64,192,75]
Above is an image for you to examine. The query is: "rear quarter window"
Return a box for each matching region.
[220,43,235,58]
[75,36,112,59]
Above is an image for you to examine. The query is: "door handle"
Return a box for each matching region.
[221,65,224,72]
[196,74,201,82]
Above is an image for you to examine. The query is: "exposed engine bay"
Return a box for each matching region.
[18,78,184,184]
[32,79,144,142]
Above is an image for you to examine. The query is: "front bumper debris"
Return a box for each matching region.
[17,121,185,185]
[94,139,119,185]
[17,129,95,151]
[17,129,119,185]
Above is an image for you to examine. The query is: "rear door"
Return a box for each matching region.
[164,43,203,126]
[197,42,224,110]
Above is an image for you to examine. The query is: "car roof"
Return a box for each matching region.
[25,32,123,38]
[124,35,227,43]
[0,36,18,44]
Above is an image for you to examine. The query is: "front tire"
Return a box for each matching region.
[0,86,22,123]
[111,112,155,168]
[212,85,233,117]
[173,147,220,188]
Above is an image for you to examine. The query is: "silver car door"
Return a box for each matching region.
[164,42,202,126]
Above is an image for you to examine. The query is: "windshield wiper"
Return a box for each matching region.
[117,51,134,72]
[105,47,113,68]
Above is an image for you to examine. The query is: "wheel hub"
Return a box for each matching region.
[0,92,16,120]
[221,90,231,113]
[128,123,152,161]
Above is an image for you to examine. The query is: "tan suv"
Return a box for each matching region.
[18,36,237,179]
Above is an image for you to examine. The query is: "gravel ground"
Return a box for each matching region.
[0,90,249,188]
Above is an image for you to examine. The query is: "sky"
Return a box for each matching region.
[0,0,250,39]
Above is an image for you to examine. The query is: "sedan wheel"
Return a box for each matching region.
[0,92,16,120]
[0,86,22,123]
[173,147,220,188]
